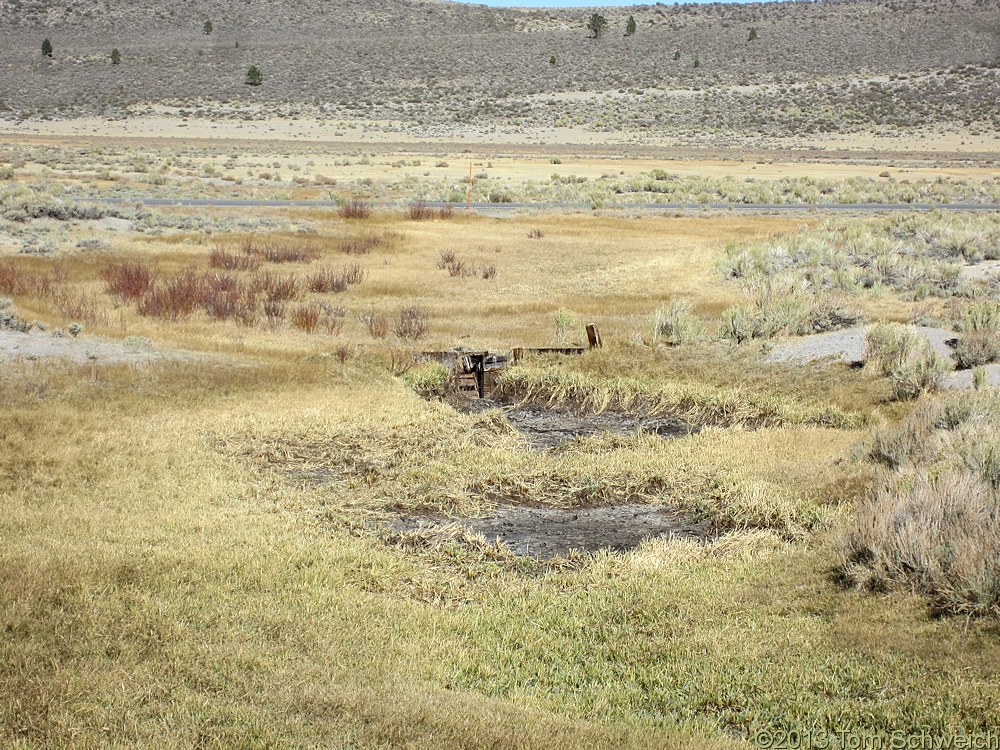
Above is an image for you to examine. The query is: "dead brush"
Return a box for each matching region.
[436,250,457,269]
[480,263,498,280]
[339,233,390,255]
[407,201,454,220]
[199,274,257,323]
[340,263,366,286]
[50,285,108,325]
[0,261,29,296]
[257,240,320,264]
[318,303,346,335]
[136,269,203,321]
[101,260,154,302]
[263,298,286,327]
[290,303,321,333]
[436,250,473,277]
[408,201,435,221]
[306,265,366,293]
[358,307,389,339]
[306,267,348,294]
[250,271,301,302]
[332,342,352,365]
[209,244,262,271]
[393,305,429,340]
[339,199,371,220]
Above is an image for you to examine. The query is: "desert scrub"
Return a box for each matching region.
[496,363,865,430]
[842,391,1000,617]
[954,301,1000,368]
[719,270,864,342]
[719,212,1000,302]
[865,323,953,400]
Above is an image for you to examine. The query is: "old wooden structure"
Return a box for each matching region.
[421,325,601,399]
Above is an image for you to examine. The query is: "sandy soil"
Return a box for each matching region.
[0,329,192,365]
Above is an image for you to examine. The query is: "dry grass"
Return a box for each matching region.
[3,359,997,748]
[3,204,999,747]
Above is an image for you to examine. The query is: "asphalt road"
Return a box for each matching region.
[85,197,1000,213]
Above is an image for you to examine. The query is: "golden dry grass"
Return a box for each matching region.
[3,360,999,747]
[3,201,999,747]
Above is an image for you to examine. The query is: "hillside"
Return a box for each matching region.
[0,0,998,139]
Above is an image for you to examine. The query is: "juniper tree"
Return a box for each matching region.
[111,48,122,65]
[625,15,637,37]
[41,38,53,58]
[203,20,213,35]
[245,65,263,86]
[587,13,608,38]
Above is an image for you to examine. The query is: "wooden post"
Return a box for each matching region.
[586,324,602,349]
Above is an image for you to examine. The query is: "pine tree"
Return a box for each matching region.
[625,15,637,37]
[41,38,53,58]
[110,48,122,65]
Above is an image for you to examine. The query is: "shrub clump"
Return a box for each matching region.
[841,391,1000,618]
[865,323,953,400]
[651,301,704,345]
[954,301,1000,369]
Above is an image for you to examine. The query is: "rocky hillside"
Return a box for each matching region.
[0,0,997,136]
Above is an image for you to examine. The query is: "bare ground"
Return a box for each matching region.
[0,329,193,365]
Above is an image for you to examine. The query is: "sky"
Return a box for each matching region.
[449,1,775,6]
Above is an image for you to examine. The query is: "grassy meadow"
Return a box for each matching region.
[3,195,1000,747]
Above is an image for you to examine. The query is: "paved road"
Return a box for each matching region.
[84,197,1000,213]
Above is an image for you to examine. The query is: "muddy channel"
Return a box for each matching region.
[390,397,709,559]
[456,397,695,450]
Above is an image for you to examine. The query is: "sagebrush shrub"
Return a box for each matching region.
[866,323,952,400]
[651,301,704,345]
[843,390,1000,617]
